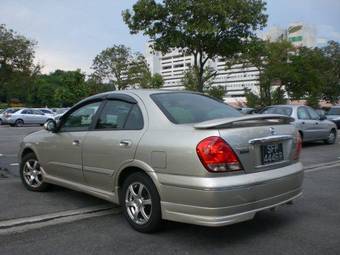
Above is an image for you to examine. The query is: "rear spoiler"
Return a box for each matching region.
[194,114,294,129]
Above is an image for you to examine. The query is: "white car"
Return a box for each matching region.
[4,108,55,127]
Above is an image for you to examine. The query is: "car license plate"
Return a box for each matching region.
[261,143,284,165]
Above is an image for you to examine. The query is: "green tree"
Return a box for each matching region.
[127,53,152,88]
[0,24,38,103]
[123,0,267,92]
[182,66,216,92]
[321,41,340,103]
[149,73,164,89]
[29,70,89,107]
[244,88,260,108]
[243,39,293,106]
[207,86,225,100]
[288,47,327,105]
[92,45,131,90]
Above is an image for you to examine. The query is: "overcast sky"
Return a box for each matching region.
[1,0,339,74]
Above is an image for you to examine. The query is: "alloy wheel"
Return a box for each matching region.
[328,131,336,144]
[23,159,43,188]
[15,119,24,127]
[125,182,152,225]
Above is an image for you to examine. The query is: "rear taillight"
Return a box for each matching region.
[196,136,242,172]
[292,132,302,160]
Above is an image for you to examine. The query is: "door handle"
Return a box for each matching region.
[120,140,132,147]
[315,122,319,125]
[302,122,305,124]
[72,140,80,146]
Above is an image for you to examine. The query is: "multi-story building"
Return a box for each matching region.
[144,42,260,103]
[263,23,316,48]
[145,23,316,104]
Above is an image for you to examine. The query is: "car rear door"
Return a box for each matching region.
[20,109,33,124]
[296,106,314,141]
[306,107,329,139]
[82,97,146,193]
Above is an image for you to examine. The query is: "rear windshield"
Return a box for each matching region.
[151,92,242,124]
[5,109,20,114]
[327,108,340,115]
[259,106,292,116]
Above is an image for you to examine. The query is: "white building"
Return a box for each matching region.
[263,23,316,48]
[144,42,260,104]
[287,23,316,48]
[145,23,316,104]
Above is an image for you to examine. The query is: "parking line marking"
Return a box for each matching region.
[304,161,340,173]
[9,163,19,166]
[0,204,121,235]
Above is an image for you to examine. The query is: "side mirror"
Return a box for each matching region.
[44,119,57,132]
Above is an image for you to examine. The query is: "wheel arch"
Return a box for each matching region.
[115,161,161,204]
[21,146,39,160]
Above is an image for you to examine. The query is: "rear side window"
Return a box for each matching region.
[22,110,32,114]
[297,107,311,120]
[6,109,20,114]
[260,106,292,116]
[151,92,241,124]
[95,100,143,130]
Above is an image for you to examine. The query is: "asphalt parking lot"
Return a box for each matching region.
[0,125,340,255]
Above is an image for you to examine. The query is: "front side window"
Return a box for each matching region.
[60,102,101,132]
[151,92,241,124]
[306,107,320,120]
[95,100,143,130]
[297,107,311,120]
[33,110,44,115]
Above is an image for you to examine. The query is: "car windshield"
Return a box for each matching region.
[151,92,242,124]
[259,106,292,116]
[327,108,340,115]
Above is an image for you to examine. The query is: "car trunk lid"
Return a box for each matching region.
[194,115,297,173]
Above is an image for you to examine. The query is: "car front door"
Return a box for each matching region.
[32,110,46,124]
[82,98,146,193]
[38,101,102,184]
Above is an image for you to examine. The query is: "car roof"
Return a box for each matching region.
[264,105,308,109]
[81,89,201,103]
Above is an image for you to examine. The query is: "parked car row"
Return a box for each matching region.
[0,107,69,127]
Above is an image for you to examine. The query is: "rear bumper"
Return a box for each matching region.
[157,162,304,227]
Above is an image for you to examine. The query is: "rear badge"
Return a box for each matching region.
[269,127,277,135]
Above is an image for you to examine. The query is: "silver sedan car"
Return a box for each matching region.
[259,105,337,144]
[19,90,304,232]
[4,108,55,127]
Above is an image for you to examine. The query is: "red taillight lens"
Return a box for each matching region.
[293,132,302,160]
[196,136,242,172]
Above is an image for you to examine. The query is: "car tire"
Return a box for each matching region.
[121,172,163,233]
[324,129,337,145]
[20,152,49,192]
[15,119,24,127]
